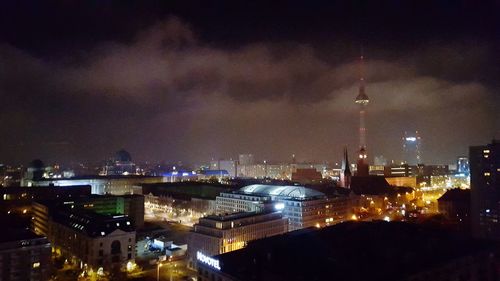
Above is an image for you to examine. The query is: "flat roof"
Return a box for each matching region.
[203,211,276,222]
[0,227,46,243]
[33,175,163,181]
[212,221,493,281]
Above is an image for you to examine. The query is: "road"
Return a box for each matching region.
[128,259,196,281]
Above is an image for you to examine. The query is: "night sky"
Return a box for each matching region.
[0,1,499,165]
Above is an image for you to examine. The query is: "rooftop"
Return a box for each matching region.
[203,211,274,222]
[438,188,470,202]
[213,221,493,281]
[351,176,413,195]
[0,227,45,243]
[142,182,233,200]
[51,207,135,237]
[237,184,325,199]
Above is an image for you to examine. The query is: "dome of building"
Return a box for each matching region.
[114,149,132,162]
[29,159,45,169]
[239,184,325,199]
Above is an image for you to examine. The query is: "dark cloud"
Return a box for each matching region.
[0,14,498,165]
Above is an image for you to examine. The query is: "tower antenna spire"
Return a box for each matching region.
[355,50,370,176]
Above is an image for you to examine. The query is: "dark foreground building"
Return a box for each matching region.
[0,228,51,281]
[438,188,471,233]
[197,221,497,281]
[470,140,500,240]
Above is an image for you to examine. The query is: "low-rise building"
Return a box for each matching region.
[32,201,136,273]
[291,168,323,184]
[74,194,145,228]
[49,209,136,272]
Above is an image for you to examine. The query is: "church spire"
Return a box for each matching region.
[340,147,352,188]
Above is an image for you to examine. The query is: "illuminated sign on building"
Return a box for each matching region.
[274,202,285,210]
[197,251,221,270]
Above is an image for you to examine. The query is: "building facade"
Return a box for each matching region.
[438,188,470,233]
[187,211,287,268]
[23,175,164,195]
[402,131,422,165]
[49,210,136,272]
[0,229,51,281]
[216,185,352,231]
[32,201,136,272]
[470,140,500,240]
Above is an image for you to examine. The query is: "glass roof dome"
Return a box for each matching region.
[239,184,325,199]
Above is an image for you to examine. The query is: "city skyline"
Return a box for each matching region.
[0,1,499,165]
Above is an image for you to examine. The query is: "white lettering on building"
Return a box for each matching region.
[197,251,221,270]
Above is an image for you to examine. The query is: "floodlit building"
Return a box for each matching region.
[23,175,164,195]
[291,168,323,184]
[187,211,287,268]
[0,228,51,281]
[216,184,352,231]
[470,140,500,240]
[385,176,417,189]
[457,156,470,175]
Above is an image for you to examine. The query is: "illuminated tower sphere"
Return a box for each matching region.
[355,55,370,176]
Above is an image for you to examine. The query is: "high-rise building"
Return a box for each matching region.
[470,140,500,240]
[355,55,369,176]
[402,131,422,165]
[457,156,470,175]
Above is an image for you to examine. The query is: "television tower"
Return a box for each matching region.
[355,54,369,176]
